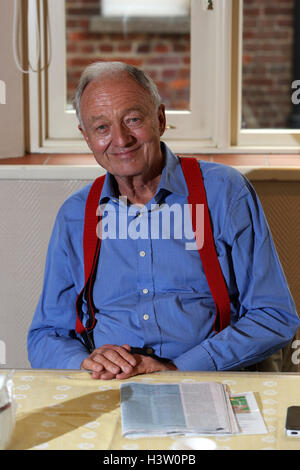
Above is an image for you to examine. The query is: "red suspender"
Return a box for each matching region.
[180,157,231,331]
[75,175,105,346]
[75,157,231,350]
[82,176,105,283]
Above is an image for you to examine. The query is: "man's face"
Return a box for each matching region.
[79,73,166,179]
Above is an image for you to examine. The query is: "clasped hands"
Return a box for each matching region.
[80,344,177,380]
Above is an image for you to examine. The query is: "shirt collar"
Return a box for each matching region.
[157,142,188,197]
[99,141,188,203]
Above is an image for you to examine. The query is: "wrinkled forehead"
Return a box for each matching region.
[80,73,156,124]
[82,72,154,107]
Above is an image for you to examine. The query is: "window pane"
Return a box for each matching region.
[65,0,191,111]
[242,0,296,129]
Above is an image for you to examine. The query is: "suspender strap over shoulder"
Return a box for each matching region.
[75,175,105,351]
[180,157,231,331]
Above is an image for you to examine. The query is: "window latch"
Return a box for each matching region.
[204,0,214,10]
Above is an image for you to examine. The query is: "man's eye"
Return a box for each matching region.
[126,117,141,126]
[97,124,108,132]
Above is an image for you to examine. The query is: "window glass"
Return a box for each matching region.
[242,0,296,129]
[65,0,191,111]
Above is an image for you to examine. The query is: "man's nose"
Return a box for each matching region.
[111,123,134,147]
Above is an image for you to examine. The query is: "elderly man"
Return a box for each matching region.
[28,61,300,379]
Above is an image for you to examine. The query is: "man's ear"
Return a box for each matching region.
[158,104,166,136]
[78,124,92,150]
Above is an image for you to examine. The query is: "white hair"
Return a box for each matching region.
[74,61,162,128]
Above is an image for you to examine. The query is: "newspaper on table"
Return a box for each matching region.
[120,381,240,438]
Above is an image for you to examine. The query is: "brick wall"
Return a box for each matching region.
[242,0,294,128]
[66,0,295,128]
[66,0,190,110]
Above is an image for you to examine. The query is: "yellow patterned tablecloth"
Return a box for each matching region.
[2,369,300,450]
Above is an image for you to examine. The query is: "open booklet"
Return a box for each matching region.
[120,381,240,438]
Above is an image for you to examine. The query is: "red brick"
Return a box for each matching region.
[162,69,178,79]
[98,44,114,53]
[67,57,94,67]
[170,79,190,90]
[145,56,181,66]
[67,8,99,16]
[264,7,293,15]
[137,44,151,54]
[118,44,132,53]
[153,44,170,53]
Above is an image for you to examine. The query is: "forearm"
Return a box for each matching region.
[173,307,300,372]
[28,328,89,369]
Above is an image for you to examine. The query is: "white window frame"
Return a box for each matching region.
[27,0,299,154]
[27,0,232,154]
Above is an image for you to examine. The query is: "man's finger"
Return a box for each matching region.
[95,344,137,367]
[81,357,104,373]
[91,345,137,375]
[81,344,138,378]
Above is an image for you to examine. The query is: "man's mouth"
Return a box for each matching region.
[110,146,141,159]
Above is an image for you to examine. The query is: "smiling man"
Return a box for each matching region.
[27,61,300,379]
[78,65,166,205]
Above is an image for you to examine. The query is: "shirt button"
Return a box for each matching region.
[142,288,149,294]
[143,314,149,321]
[139,250,146,257]
[146,348,154,355]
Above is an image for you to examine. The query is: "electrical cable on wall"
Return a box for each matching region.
[13,0,52,74]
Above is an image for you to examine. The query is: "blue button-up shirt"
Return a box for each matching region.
[27,143,300,371]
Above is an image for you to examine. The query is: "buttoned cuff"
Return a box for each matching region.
[173,344,217,371]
